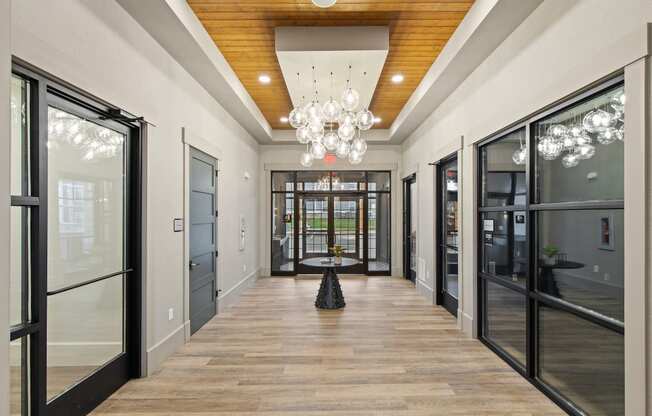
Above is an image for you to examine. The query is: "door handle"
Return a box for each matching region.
[189,261,200,269]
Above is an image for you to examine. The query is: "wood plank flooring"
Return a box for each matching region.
[93,276,564,415]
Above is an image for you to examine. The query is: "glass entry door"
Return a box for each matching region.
[10,64,142,416]
[297,194,364,274]
[437,157,459,316]
[403,174,417,281]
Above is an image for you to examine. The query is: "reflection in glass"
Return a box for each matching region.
[10,207,30,327]
[481,212,527,287]
[410,181,417,275]
[481,129,526,207]
[10,337,28,416]
[47,107,125,292]
[271,171,295,192]
[485,281,526,365]
[11,75,29,196]
[271,193,294,272]
[299,196,329,257]
[297,171,329,191]
[539,305,624,415]
[442,159,459,298]
[368,193,390,272]
[537,210,623,321]
[333,196,362,256]
[367,171,391,192]
[47,275,124,401]
[331,171,366,191]
[535,84,624,203]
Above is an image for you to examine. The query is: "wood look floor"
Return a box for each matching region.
[93,277,564,415]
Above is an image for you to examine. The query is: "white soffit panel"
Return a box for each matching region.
[275,27,389,110]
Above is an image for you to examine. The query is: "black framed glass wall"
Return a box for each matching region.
[477,76,625,416]
[270,170,391,275]
[9,62,143,416]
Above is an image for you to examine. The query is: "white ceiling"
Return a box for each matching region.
[275,26,388,110]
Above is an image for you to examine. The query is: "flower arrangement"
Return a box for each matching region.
[329,244,344,264]
[542,244,559,265]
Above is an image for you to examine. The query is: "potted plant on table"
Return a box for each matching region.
[329,244,344,265]
[542,244,559,266]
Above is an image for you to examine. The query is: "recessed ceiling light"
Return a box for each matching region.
[280,116,289,123]
[312,0,337,7]
[258,74,271,84]
[391,74,404,84]
[373,117,382,123]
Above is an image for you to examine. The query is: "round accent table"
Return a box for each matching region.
[300,257,360,309]
[539,260,584,298]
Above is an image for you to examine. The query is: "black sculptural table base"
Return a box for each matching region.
[315,267,346,309]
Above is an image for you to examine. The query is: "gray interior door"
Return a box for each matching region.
[189,148,217,334]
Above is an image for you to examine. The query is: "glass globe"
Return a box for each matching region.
[289,106,307,128]
[300,151,313,167]
[576,143,596,160]
[537,136,562,160]
[338,111,356,126]
[323,131,339,151]
[561,135,576,151]
[561,153,580,168]
[335,140,351,159]
[350,138,367,155]
[568,125,583,138]
[296,126,311,144]
[322,98,342,123]
[348,149,363,165]
[307,121,325,142]
[341,87,360,112]
[597,127,617,145]
[338,123,356,141]
[356,109,374,131]
[512,146,527,165]
[617,125,624,141]
[310,141,326,160]
[304,101,323,124]
[582,109,613,133]
[547,124,568,139]
[610,91,626,112]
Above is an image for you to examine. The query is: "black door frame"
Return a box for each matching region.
[402,173,416,281]
[435,154,458,316]
[296,192,366,274]
[10,59,144,416]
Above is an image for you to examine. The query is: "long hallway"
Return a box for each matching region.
[93,277,562,415]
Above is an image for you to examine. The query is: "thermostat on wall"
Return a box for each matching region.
[173,218,184,232]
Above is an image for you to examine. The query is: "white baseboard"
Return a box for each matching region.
[416,279,434,302]
[218,268,259,313]
[461,311,474,338]
[391,267,402,277]
[146,323,186,375]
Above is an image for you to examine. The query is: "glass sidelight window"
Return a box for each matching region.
[436,155,460,316]
[270,171,391,275]
[478,76,625,416]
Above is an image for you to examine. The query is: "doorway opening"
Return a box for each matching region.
[402,174,417,281]
[271,170,391,276]
[436,155,459,316]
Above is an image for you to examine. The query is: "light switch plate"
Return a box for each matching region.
[173,218,184,232]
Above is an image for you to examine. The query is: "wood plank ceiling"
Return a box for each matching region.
[188,1,475,130]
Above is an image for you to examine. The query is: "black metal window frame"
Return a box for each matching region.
[270,170,391,276]
[402,173,416,281]
[476,73,625,416]
[435,152,459,316]
[9,59,144,416]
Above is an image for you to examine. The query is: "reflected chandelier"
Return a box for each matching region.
[290,66,373,167]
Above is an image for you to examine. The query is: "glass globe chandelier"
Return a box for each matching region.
[532,88,624,169]
[287,66,372,165]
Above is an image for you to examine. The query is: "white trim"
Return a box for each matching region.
[146,323,186,375]
[181,127,223,343]
[416,279,434,299]
[623,57,648,416]
[218,268,259,313]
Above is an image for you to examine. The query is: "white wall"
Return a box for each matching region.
[11,0,260,373]
[402,0,651,336]
[1,0,11,413]
[259,145,403,276]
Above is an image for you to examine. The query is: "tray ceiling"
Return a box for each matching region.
[188,0,474,130]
